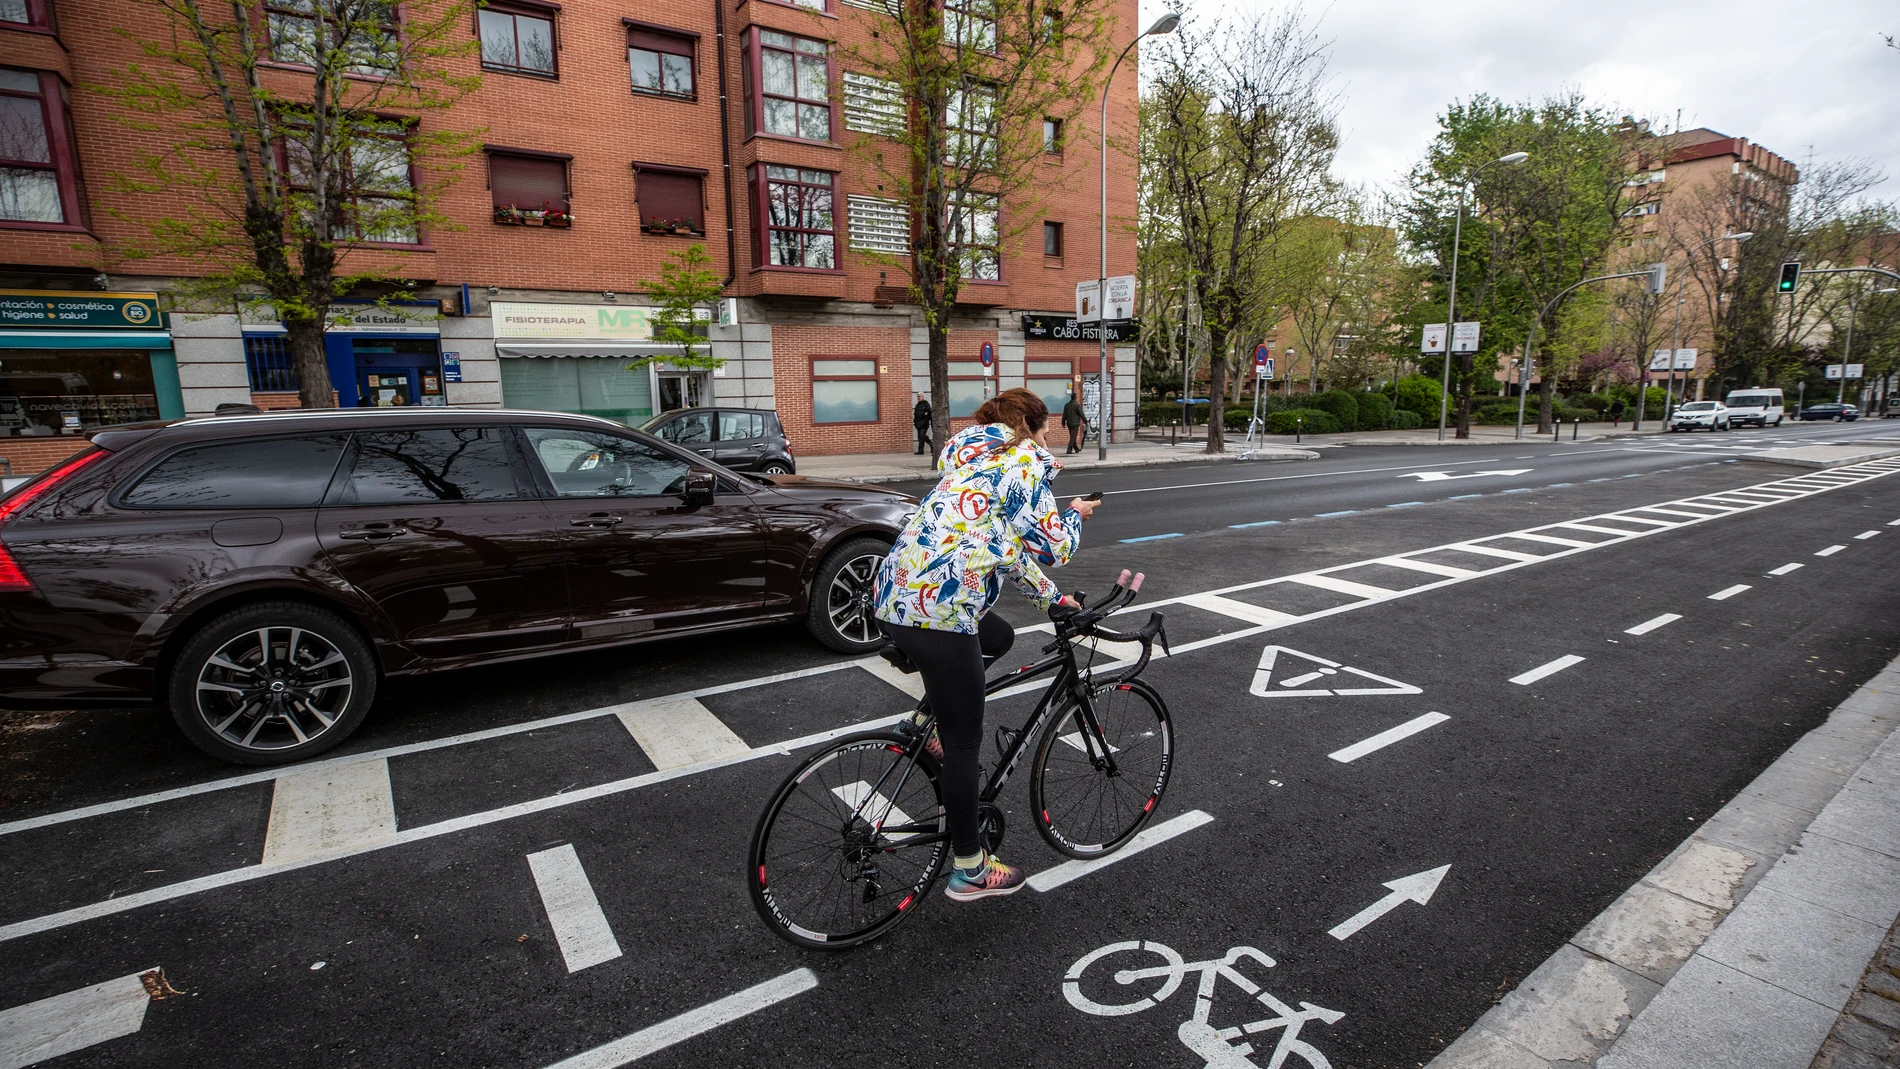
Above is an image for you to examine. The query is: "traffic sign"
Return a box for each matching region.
[1672,348,1698,371]
[1256,359,1274,379]
[979,342,994,366]
[1649,350,1672,372]
[1254,344,1269,367]
[1450,321,1480,354]
[1420,324,1446,354]
[1826,365,1843,380]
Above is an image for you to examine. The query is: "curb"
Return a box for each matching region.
[1428,653,1900,1069]
[1746,446,1900,471]
[805,448,1319,485]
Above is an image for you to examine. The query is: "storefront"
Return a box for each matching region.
[491,302,708,427]
[241,300,447,408]
[1021,313,1136,442]
[0,290,183,471]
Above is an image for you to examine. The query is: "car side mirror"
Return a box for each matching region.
[683,468,717,504]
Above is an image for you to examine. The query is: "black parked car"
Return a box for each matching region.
[0,409,909,765]
[642,407,795,475]
[1797,403,1859,421]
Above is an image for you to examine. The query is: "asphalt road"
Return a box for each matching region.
[3,419,1898,1069]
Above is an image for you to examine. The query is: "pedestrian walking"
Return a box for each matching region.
[913,392,933,455]
[1609,399,1625,428]
[1061,391,1086,455]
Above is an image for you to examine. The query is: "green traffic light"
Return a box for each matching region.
[1778,262,1800,293]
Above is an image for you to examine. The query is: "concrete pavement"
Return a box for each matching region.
[794,436,1316,483]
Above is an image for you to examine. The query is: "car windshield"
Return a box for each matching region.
[1680,402,1717,412]
[1726,394,1774,408]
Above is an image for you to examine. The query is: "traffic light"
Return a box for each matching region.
[1646,262,1667,295]
[1778,262,1801,293]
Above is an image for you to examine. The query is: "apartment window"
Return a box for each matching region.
[0,68,86,227]
[267,0,399,76]
[811,358,878,424]
[847,194,910,254]
[843,72,905,136]
[1026,360,1072,413]
[947,362,985,417]
[771,0,828,12]
[946,83,997,168]
[479,3,555,77]
[944,0,996,51]
[751,29,831,142]
[841,0,899,12]
[634,164,705,235]
[487,148,569,224]
[1622,201,1659,218]
[0,0,55,30]
[1042,117,1062,154]
[285,121,418,243]
[627,22,695,99]
[754,164,836,269]
[1043,220,1061,257]
[949,194,998,280]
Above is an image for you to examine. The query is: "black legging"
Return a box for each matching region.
[881,613,1016,857]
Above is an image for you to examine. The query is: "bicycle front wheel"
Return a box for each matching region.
[1030,678,1173,859]
[748,731,949,951]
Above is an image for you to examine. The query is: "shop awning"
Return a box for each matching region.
[0,330,173,349]
[497,342,685,359]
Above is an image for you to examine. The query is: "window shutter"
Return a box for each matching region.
[847,194,909,254]
[843,73,905,136]
[626,28,693,57]
[490,154,567,211]
[636,170,703,230]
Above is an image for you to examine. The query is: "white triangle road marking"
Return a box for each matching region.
[1249,646,1422,698]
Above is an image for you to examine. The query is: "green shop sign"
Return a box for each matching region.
[0,290,165,330]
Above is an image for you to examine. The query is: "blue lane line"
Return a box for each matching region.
[1315,510,1359,518]
[1449,493,1483,500]
[1387,501,1426,508]
[1229,520,1282,529]
[1588,477,1612,482]
[1120,532,1185,543]
[1501,488,1532,493]
[1547,482,1574,488]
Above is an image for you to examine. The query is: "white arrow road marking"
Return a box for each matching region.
[543,968,818,1069]
[0,971,154,1069]
[1327,866,1450,941]
[527,845,623,973]
[1509,654,1585,686]
[1250,646,1422,697]
[1398,469,1532,482]
[1030,810,1214,892]
[1329,713,1451,763]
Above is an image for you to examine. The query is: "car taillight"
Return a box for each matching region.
[0,449,108,592]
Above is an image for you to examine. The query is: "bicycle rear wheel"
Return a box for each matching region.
[1030,678,1172,859]
[748,731,949,950]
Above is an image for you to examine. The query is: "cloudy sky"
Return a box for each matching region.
[1164,0,1900,198]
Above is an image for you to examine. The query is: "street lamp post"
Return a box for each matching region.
[1516,265,1671,438]
[1098,13,1179,460]
[1437,151,1529,441]
[1662,231,1753,422]
[1838,286,1898,404]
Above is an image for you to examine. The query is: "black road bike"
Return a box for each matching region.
[748,570,1172,950]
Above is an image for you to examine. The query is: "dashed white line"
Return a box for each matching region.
[1328,714,1451,764]
[527,845,623,974]
[543,968,819,1068]
[1029,810,1215,892]
[1625,614,1683,636]
[615,698,750,770]
[1768,563,1804,576]
[1854,530,1880,540]
[1708,585,1752,601]
[1814,545,1846,557]
[1888,518,1900,527]
[0,971,154,1069]
[1510,655,1585,686]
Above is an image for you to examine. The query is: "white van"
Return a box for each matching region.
[1724,388,1785,428]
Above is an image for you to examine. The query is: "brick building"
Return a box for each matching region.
[0,0,1140,474]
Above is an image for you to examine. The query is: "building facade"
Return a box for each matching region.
[0,0,1140,474]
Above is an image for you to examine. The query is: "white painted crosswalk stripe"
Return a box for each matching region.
[527,845,623,974]
[261,759,397,867]
[543,968,818,1068]
[616,699,749,770]
[0,972,154,1069]
[1376,556,1478,578]
[1625,614,1682,636]
[1180,593,1300,627]
[1510,655,1585,686]
[1029,810,1214,892]
[1708,584,1751,601]
[1286,573,1397,600]
[1329,713,1451,763]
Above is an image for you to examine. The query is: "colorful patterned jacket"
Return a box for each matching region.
[873,422,1084,634]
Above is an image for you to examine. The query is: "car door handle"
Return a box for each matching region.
[569,514,623,528]
[338,524,409,542]
[695,448,714,456]
[748,443,767,450]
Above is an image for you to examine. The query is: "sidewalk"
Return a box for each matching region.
[1429,652,1900,1069]
[1134,422,1668,449]
[794,437,1316,484]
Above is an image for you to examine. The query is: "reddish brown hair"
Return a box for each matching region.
[972,387,1050,449]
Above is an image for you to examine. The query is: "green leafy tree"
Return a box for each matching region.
[102,0,479,409]
[627,243,727,374]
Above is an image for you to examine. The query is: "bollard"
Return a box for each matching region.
[1572,418,1579,441]
[1296,416,1302,444]
[1553,419,1559,444]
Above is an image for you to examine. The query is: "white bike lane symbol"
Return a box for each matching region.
[1063,941,1343,1069]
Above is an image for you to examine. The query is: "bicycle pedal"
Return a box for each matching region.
[993,725,1020,757]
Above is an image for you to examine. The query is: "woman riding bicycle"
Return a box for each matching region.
[872,387,1098,901]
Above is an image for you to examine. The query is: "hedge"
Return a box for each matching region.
[1391,409,1423,430]
[1311,389,1360,430]
[1387,375,1444,419]
[1266,408,1339,435]
[1354,391,1393,431]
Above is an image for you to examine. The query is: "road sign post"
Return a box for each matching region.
[1421,324,1449,441]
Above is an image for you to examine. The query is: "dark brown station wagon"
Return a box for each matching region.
[0,409,913,765]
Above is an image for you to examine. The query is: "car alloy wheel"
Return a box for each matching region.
[195,625,355,752]
[760,461,793,475]
[826,553,885,646]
